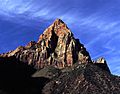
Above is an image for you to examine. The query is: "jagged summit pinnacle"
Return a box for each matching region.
[53,18,69,28]
[53,18,70,33]
[52,18,68,28]
[53,18,65,24]
[37,18,73,43]
[35,19,91,68]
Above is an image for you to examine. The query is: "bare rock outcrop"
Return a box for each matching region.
[94,57,111,73]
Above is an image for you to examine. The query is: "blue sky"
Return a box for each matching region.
[0,0,120,75]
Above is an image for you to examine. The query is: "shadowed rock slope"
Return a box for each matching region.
[0,19,120,94]
[42,63,120,94]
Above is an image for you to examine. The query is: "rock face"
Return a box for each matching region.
[94,57,111,73]
[0,19,91,69]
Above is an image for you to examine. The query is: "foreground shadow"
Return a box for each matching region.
[0,56,50,94]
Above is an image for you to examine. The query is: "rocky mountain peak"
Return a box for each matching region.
[53,18,65,26]
[36,19,91,68]
[0,19,91,69]
[38,19,72,43]
[2,19,113,73]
